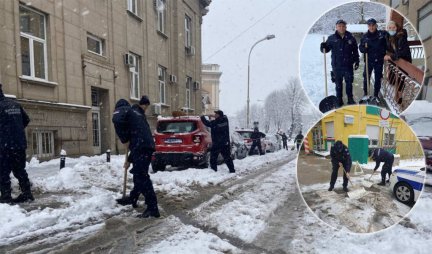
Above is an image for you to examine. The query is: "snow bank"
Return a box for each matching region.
[142,216,239,254]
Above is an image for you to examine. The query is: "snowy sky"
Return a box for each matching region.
[202,0,360,115]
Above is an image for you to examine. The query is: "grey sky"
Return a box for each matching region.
[202,0,359,116]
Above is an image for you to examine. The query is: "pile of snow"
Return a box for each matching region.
[142,216,239,254]
[193,161,297,243]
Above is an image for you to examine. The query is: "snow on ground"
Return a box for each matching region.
[141,216,239,254]
[192,161,297,243]
[292,188,432,254]
[1,150,293,247]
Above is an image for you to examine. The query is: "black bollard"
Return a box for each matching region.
[106,149,111,163]
[60,149,66,169]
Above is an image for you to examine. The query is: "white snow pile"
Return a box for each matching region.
[142,216,239,254]
[192,161,297,243]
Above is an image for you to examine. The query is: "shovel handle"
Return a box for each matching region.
[323,36,328,97]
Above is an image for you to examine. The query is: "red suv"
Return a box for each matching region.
[152,116,212,171]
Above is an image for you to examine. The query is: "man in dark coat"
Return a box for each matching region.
[281,132,288,150]
[200,110,235,173]
[0,83,34,203]
[123,95,160,218]
[369,148,394,186]
[249,127,264,156]
[359,18,388,99]
[329,141,352,192]
[294,131,304,151]
[320,19,360,106]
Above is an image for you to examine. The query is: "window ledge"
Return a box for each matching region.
[19,76,58,87]
[127,10,143,22]
[157,30,168,39]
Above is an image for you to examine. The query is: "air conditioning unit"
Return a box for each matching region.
[193,81,200,90]
[187,46,196,56]
[124,53,136,67]
[152,103,162,115]
[169,74,177,84]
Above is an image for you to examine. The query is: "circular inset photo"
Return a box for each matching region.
[300,1,426,114]
[296,105,426,233]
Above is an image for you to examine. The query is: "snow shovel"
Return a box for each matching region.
[341,166,368,199]
[362,170,376,188]
[319,36,338,113]
[116,149,131,205]
[359,43,378,106]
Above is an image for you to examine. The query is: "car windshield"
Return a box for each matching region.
[157,121,197,134]
[237,132,252,139]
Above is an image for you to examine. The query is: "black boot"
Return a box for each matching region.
[117,195,138,208]
[12,192,34,203]
[138,207,160,218]
[347,97,356,105]
[0,193,13,204]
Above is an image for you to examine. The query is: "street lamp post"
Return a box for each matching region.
[247,34,275,128]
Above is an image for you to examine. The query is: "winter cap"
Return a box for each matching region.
[367,18,377,25]
[336,19,347,25]
[139,95,151,105]
[214,110,224,116]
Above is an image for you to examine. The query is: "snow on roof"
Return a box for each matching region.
[347,24,367,33]
[348,135,369,138]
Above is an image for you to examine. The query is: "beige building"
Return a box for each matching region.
[201,63,221,114]
[376,0,432,100]
[0,0,211,159]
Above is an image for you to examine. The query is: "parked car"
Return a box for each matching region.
[231,132,248,160]
[418,136,432,172]
[264,134,280,153]
[389,167,425,205]
[235,129,266,155]
[152,116,212,172]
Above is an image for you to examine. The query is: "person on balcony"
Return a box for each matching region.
[384,21,412,63]
[359,18,388,99]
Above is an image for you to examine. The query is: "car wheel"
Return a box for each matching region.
[151,162,166,173]
[393,182,414,205]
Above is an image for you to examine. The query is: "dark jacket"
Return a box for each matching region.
[371,148,394,170]
[295,134,304,144]
[251,130,263,143]
[386,30,412,63]
[359,30,387,64]
[127,104,155,152]
[0,94,30,150]
[322,31,360,71]
[201,115,230,148]
[330,141,352,170]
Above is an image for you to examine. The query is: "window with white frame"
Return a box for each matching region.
[366,125,379,147]
[87,34,104,55]
[158,66,166,104]
[129,53,140,100]
[383,128,396,147]
[185,15,192,48]
[419,2,432,40]
[156,0,166,33]
[32,131,54,158]
[186,76,192,108]
[127,0,138,16]
[19,5,47,80]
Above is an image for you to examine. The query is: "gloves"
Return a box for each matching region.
[354,62,359,70]
[320,42,327,53]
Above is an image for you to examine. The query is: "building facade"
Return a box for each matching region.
[201,63,221,114]
[376,0,432,101]
[306,106,423,159]
[0,0,211,159]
